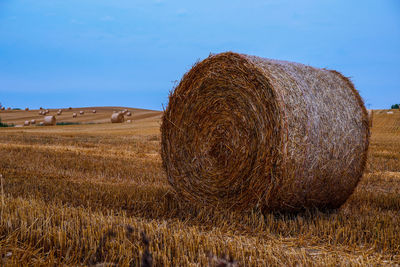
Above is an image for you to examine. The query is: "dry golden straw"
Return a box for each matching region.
[161,52,370,212]
[111,113,124,123]
[43,115,56,126]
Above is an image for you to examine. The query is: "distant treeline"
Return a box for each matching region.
[391,104,400,109]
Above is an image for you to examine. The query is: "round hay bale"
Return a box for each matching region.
[57,110,62,115]
[7,107,11,110]
[111,113,124,123]
[24,120,30,126]
[80,111,84,115]
[68,107,72,110]
[40,107,43,110]
[126,112,132,116]
[45,109,49,114]
[39,122,44,126]
[43,115,56,126]
[31,119,36,124]
[72,113,77,118]
[161,52,370,212]
[25,107,29,111]
[1,107,4,111]
[126,119,132,123]
[93,109,96,113]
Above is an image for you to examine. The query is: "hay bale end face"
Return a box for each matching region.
[111,113,124,123]
[126,112,132,116]
[72,113,77,118]
[31,119,36,124]
[161,52,370,212]
[93,110,96,113]
[43,115,56,126]
[80,111,84,115]
[24,120,30,126]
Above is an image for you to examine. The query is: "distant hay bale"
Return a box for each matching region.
[39,111,43,115]
[25,108,29,111]
[80,111,84,115]
[126,112,132,116]
[43,115,56,126]
[57,110,62,115]
[126,119,132,123]
[68,107,72,110]
[72,113,77,118]
[161,52,370,212]
[40,107,43,110]
[111,113,124,123]
[93,110,96,113]
[1,107,5,111]
[39,122,44,126]
[24,120,30,126]
[7,107,11,110]
[31,119,36,124]
[387,111,394,114]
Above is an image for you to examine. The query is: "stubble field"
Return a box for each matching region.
[0,108,399,266]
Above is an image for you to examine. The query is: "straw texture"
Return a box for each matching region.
[161,52,370,212]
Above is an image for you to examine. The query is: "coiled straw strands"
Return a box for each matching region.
[161,52,370,212]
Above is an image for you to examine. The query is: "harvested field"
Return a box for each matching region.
[0,108,399,266]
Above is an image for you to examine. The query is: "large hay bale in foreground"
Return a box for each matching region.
[161,52,370,212]
[111,113,124,123]
[43,116,56,126]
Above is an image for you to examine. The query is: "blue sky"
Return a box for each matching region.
[0,0,399,110]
